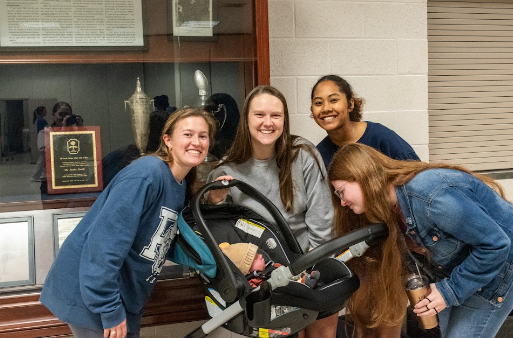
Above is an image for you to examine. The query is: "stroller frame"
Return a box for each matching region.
[181,179,388,338]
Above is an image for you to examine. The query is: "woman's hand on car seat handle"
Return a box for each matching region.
[209,175,233,204]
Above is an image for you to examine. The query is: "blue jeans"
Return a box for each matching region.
[438,281,513,338]
[69,324,140,338]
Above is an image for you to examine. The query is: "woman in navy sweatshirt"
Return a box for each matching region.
[310,74,419,168]
[40,108,216,338]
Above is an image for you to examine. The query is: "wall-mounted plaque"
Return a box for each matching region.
[53,212,86,256]
[44,126,103,194]
[0,217,35,287]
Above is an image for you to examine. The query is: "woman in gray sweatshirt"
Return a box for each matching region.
[207,85,336,338]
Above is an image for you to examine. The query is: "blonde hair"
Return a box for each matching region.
[327,143,505,332]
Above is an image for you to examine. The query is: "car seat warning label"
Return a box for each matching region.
[205,296,223,318]
[258,327,292,337]
[235,218,264,238]
[270,305,299,320]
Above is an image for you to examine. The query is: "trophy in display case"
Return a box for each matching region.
[194,70,227,131]
[194,70,209,108]
[193,70,227,129]
[124,77,153,155]
[192,70,227,188]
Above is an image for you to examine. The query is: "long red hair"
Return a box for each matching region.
[328,143,505,334]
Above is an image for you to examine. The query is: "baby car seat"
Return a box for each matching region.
[177,179,388,338]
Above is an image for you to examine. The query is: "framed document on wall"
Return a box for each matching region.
[172,0,216,37]
[0,217,35,287]
[0,0,144,48]
[44,126,103,194]
[53,212,87,256]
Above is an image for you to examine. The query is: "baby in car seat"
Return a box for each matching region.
[219,242,321,288]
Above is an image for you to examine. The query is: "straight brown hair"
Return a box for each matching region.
[220,85,324,211]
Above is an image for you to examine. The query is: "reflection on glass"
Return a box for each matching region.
[0,0,262,294]
[0,1,257,207]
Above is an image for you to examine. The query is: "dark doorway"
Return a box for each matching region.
[4,100,24,155]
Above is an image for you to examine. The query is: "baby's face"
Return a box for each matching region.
[250,253,266,272]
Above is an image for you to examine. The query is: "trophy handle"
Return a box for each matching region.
[213,103,227,130]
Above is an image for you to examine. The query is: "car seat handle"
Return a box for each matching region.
[289,223,388,276]
[195,179,303,255]
[191,179,303,303]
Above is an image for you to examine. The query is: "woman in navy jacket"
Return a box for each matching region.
[328,143,513,338]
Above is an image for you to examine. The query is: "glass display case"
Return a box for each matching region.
[0,0,269,336]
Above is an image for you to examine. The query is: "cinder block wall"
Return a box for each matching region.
[268,0,429,161]
[266,0,513,199]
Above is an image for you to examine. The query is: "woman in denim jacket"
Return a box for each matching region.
[327,142,513,338]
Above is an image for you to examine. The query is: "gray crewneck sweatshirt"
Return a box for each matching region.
[208,137,333,252]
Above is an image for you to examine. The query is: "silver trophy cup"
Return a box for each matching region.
[124,77,153,155]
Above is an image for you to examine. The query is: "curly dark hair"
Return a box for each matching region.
[311,75,365,122]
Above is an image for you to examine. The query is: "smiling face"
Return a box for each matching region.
[331,179,365,214]
[247,93,284,158]
[164,116,210,177]
[311,80,354,132]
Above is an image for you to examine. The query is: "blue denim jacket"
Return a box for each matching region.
[395,169,513,308]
